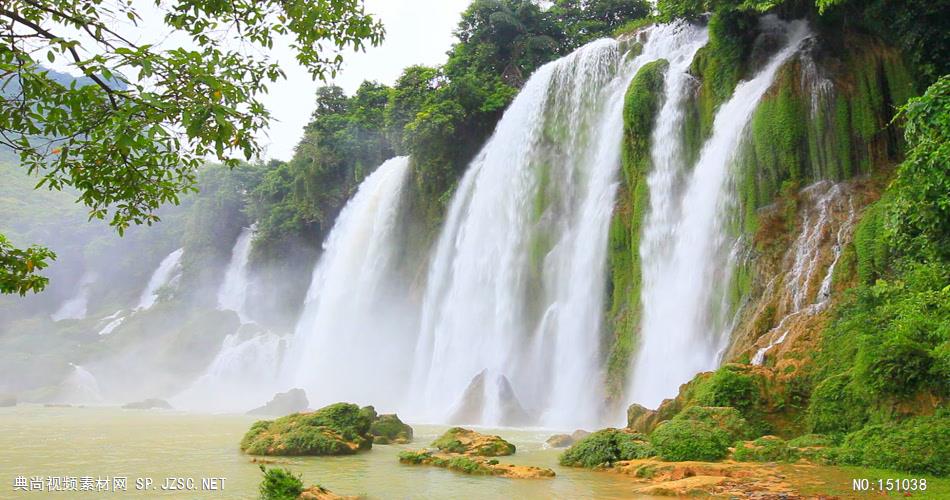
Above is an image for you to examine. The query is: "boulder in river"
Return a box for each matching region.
[432,427,515,456]
[399,450,555,479]
[368,410,413,444]
[448,369,533,426]
[122,398,172,410]
[247,388,308,416]
[241,402,374,456]
[545,429,590,448]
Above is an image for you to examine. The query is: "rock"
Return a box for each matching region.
[398,450,555,479]
[247,388,309,416]
[122,398,172,410]
[626,403,658,433]
[448,369,533,426]
[545,434,574,448]
[368,411,413,444]
[545,430,589,448]
[298,485,358,500]
[0,394,16,407]
[432,427,515,456]
[240,402,374,456]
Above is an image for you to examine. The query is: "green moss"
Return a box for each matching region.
[835,415,950,476]
[431,427,515,456]
[559,429,655,468]
[675,406,752,441]
[398,451,497,476]
[695,366,760,414]
[604,58,669,399]
[369,413,413,444]
[733,436,795,462]
[650,419,732,461]
[240,403,374,456]
[851,199,890,284]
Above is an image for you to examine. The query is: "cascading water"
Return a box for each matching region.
[410,22,709,429]
[137,248,184,310]
[751,180,856,365]
[288,156,415,411]
[217,226,256,323]
[61,363,104,403]
[629,18,811,409]
[50,271,96,321]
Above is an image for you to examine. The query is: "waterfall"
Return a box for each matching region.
[751,180,856,365]
[96,310,126,336]
[287,156,414,411]
[62,363,104,403]
[50,271,96,321]
[629,18,811,408]
[173,330,287,412]
[217,226,256,323]
[137,248,184,310]
[410,22,709,429]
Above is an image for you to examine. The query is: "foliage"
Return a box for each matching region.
[888,75,950,260]
[649,418,732,461]
[559,429,655,468]
[0,0,383,293]
[806,373,868,435]
[240,403,374,456]
[0,234,54,295]
[431,427,516,456]
[368,413,413,444]
[835,415,950,476]
[398,450,494,475]
[257,466,303,500]
[695,366,760,412]
[732,436,795,462]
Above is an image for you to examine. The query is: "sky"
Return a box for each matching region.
[259,0,473,160]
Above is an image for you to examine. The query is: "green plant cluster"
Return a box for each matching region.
[257,466,303,500]
[645,406,751,462]
[559,429,655,468]
[398,450,494,475]
[240,402,375,456]
[832,415,950,476]
[368,413,413,445]
[431,427,516,456]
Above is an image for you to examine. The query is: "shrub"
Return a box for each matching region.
[695,366,760,412]
[733,436,795,462]
[806,373,869,435]
[836,415,950,476]
[787,434,837,448]
[559,429,655,468]
[676,406,751,441]
[650,419,732,461]
[240,402,374,456]
[369,414,413,444]
[258,466,303,500]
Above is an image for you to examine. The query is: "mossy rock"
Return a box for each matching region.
[559,428,655,468]
[675,406,752,442]
[240,402,374,456]
[398,450,555,478]
[431,427,515,456]
[369,413,413,445]
[732,436,795,462]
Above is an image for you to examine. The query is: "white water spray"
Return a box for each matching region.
[288,156,414,411]
[50,272,96,321]
[411,22,709,428]
[630,18,811,408]
[217,226,256,323]
[137,248,184,310]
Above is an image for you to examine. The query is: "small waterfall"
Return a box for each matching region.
[287,156,414,411]
[62,363,104,403]
[410,22,709,428]
[217,226,256,323]
[751,181,856,365]
[137,248,184,310]
[50,272,96,321]
[96,310,126,336]
[629,18,811,408]
[173,330,287,412]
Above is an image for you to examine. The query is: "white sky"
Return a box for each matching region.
[260,0,473,160]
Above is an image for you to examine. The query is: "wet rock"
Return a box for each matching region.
[545,429,591,448]
[298,485,358,500]
[241,402,374,456]
[122,398,172,410]
[432,427,515,456]
[399,450,555,479]
[626,403,658,433]
[0,394,16,407]
[448,369,533,426]
[368,411,413,444]
[247,388,308,416]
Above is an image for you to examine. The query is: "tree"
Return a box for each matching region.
[0,0,383,294]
